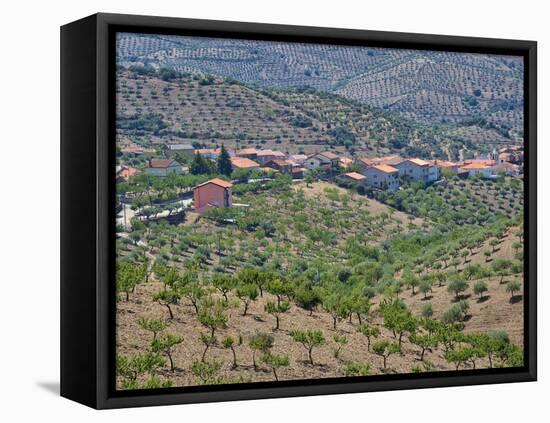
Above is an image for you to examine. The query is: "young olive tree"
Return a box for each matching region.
[372,340,401,369]
[342,362,370,377]
[197,297,228,338]
[181,282,206,315]
[444,347,475,370]
[322,291,348,330]
[293,284,321,316]
[332,335,348,359]
[222,335,242,369]
[151,333,183,371]
[358,323,380,351]
[212,274,236,302]
[235,284,259,316]
[260,353,289,381]
[409,333,438,361]
[117,261,147,301]
[381,300,417,347]
[199,332,217,363]
[138,317,168,340]
[264,301,290,331]
[191,360,222,385]
[116,352,166,389]
[153,289,180,320]
[289,330,325,365]
[248,333,274,370]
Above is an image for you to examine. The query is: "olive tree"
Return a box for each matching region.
[222,335,242,369]
[289,330,325,365]
[358,323,380,351]
[235,284,259,316]
[372,340,401,369]
[138,317,167,340]
[473,280,488,300]
[265,301,290,330]
[153,289,180,320]
[191,360,222,385]
[248,333,274,370]
[447,278,469,301]
[506,279,522,300]
[197,297,228,337]
[332,335,348,359]
[151,333,183,371]
[260,353,289,381]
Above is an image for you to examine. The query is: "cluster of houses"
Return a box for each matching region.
[117,142,524,214]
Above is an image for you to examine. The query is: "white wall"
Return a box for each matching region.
[1,0,546,421]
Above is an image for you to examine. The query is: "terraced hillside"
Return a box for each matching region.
[116,33,524,139]
[116,69,515,159]
[115,179,524,389]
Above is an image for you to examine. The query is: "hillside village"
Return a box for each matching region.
[117,143,523,218]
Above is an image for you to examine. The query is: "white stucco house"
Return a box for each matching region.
[395,158,439,184]
[144,159,182,177]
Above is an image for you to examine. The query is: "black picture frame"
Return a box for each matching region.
[61,12,537,409]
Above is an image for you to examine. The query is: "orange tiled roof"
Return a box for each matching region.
[461,163,491,170]
[339,157,353,167]
[257,149,286,157]
[236,148,258,155]
[344,172,366,181]
[357,157,375,167]
[230,157,260,169]
[272,159,294,166]
[148,159,178,168]
[319,151,339,160]
[436,160,458,168]
[118,166,138,179]
[196,178,233,189]
[408,158,430,167]
[373,164,399,174]
[375,156,404,166]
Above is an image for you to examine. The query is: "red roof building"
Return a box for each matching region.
[193,178,233,214]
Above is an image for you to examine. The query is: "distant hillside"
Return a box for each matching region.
[116,33,524,140]
[116,68,515,160]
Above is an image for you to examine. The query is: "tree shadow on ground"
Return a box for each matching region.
[510,295,523,304]
[476,295,491,303]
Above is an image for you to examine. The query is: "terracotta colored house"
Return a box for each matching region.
[116,165,138,182]
[193,178,233,214]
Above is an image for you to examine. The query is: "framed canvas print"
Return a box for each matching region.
[60,13,537,409]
